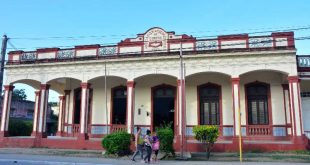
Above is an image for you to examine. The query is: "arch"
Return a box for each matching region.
[197,82,222,126]
[186,71,231,79]
[134,73,177,81]
[88,75,127,83]
[10,79,41,90]
[46,75,82,84]
[239,69,289,77]
[47,77,82,95]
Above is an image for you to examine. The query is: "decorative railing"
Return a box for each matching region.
[7,31,295,65]
[248,125,271,136]
[72,124,80,134]
[111,124,127,133]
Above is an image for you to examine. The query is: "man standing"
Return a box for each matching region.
[131,127,144,161]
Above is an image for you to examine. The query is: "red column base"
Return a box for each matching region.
[0,131,9,137]
[77,133,89,140]
[56,131,64,137]
[31,132,47,138]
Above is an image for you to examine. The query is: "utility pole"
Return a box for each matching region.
[0,35,8,95]
[179,42,186,159]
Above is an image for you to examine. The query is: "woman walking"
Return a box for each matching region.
[143,129,152,163]
[131,127,144,161]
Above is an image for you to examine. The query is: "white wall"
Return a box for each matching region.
[134,75,177,126]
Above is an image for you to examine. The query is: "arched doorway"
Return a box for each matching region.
[111,86,127,125]
[152,85,176,131]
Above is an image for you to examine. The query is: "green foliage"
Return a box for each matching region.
[8,119,33,136]
[11,89,27,101]
[101,131,131,156]
[193,125,219,160]
[157,123,175,157]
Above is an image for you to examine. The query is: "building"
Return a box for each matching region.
[0,27,309,151]
[0,98,54,136]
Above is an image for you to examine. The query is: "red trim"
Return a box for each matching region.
[196,83,222,131]
[80,83,90,89]
[75,44,100,50]
[36,48,59,53]
[127,81,135,88]
[151,84,177,132]
[4,85,14,91]
[271,32,295,47]
[244,81,273,136]
[8,50,24,55]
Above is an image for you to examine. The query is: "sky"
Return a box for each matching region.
[1,0,310,102]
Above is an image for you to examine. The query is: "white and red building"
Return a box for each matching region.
[0,27,309,151]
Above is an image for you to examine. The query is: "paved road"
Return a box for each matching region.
[0,154,308,165]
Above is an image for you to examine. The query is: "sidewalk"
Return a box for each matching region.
[0,148,309,163]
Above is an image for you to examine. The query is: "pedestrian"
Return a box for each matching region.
[143,129,152,164]
[151,131,160,163]
[131,127,144,162]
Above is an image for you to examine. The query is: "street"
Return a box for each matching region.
[0,154,308,165]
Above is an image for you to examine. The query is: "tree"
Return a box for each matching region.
[11,89,27,101]
[193,125,219,160]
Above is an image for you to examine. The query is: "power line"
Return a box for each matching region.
[7,35,310,51]
[9,25,310,41]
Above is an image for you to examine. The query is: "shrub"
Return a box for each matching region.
[157,124,175,158]
[101,131,131,156]
[193,125,219,160]
[8,119,33,136]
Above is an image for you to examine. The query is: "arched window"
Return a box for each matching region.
[112,86,127,124]
[198,83,220,125]
[246,82,269,125]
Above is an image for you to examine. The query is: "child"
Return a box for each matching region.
[152,131,160,162]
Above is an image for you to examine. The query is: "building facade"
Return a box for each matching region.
[0,27,308,151]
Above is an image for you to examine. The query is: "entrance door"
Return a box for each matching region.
[152,85,175,131]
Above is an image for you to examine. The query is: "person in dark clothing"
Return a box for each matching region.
[131,127,144,161]
[152,131,160,162]
[143,129,152,163]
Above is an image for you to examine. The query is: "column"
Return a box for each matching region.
[37,84,50,138]
[31,91,41,137]
[64,90,71,135]
[79,83,90,140]
[231,77,241,136]
[177,79,187,152]
[56,95,65,136]
[288,76,303,136]
[0,85,14,137]
[282,84,292,136]
[126,81,135,134]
